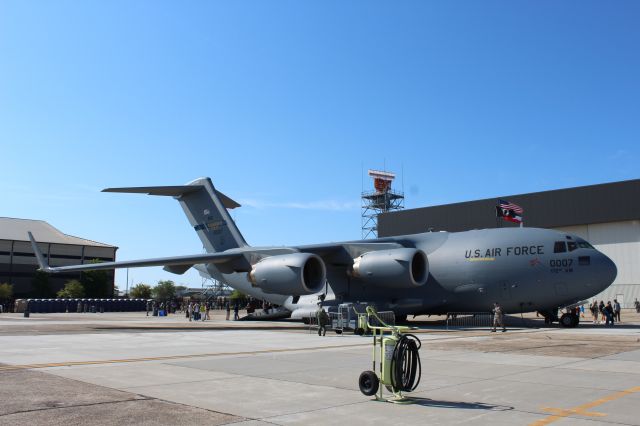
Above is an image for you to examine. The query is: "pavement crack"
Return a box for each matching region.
[0,397,152,417]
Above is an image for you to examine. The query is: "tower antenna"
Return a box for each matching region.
[361,169,404,239]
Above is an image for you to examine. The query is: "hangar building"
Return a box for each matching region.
[378,179,640,308]
[0,218,117,297]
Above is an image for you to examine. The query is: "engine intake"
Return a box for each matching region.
[248,253,326,295]
[352,248,428,288]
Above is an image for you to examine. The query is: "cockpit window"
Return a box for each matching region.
[567,241,578,252]
[578,241,594,249]
[554,242,567,253]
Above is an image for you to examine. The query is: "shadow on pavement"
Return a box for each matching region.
[406,397,514,411]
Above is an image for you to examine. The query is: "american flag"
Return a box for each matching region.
[498,199,523,214]
[496,199,523,224]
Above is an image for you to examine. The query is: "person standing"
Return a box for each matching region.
[491,302,506,332]
[613,299,621,323]
[233,303,239,321]
[598,301,605,324]
[187,302,193,322]
[225,301,231,321]
[604,301,615,326]
[316,306,329,336]
[590,301,598,324]
[635,298,640,313]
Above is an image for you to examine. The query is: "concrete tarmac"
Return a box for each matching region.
[1,311,640,425]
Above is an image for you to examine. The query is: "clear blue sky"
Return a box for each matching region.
[1,1,638,290]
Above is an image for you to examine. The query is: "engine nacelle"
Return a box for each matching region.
[248,253,326,295]
[352,248,428,288]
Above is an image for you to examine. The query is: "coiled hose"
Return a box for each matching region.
[390,333,422,392]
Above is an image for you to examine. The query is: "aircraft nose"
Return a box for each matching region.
[596,251,617,289]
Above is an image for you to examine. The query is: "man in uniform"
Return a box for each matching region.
[491,302,506,332]
[316,306,329,336]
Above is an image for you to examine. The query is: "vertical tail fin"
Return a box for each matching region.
[103,177,247,253]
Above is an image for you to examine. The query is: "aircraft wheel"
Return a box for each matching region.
[571,314,579,327]
[302,318,310,325]
[359,370,379,396]
[559,313,574,328]
[335,329,343,335]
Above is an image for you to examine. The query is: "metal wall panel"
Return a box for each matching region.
[379,179,640,236]
[84,246,116,260]
[0,239,116,296]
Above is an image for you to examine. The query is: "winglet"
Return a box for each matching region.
[27,232,52,272]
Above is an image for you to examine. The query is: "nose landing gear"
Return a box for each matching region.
[559,312,579,328]
[538,307,580,328]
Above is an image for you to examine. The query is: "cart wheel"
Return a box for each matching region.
[359,370,379,396]
[335,329,343,334]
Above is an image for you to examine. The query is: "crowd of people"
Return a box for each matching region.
[143,297,266,322]
[589,299,622,326]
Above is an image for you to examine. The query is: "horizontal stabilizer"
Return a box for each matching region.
[102,185,241,209]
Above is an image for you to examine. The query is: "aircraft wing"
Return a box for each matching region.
[28,232,257,275]
[30,228,406,282]
[292,241,410,294]
[295,241,405,262]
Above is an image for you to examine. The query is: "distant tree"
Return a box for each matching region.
[81,259,110,298]
[152,280,176,300]
[0,283,13,300]
[31,270,55,298]
[130,283,153,299]
[57,280,85,298]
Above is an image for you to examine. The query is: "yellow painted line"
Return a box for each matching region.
[467,257,495,262]
[0,342,370,372]
[530,386,640,426]
[541,407,606,417]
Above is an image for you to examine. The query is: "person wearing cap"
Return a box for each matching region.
[491,302,506,332]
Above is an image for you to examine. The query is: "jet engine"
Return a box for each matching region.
[352,248,428,288]
[248,253,326,295]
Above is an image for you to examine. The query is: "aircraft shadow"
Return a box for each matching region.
[405,397,513,411]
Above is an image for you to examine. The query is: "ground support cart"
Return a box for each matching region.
[358,306,422,403]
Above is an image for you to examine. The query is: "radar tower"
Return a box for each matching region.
[361,169,404,239]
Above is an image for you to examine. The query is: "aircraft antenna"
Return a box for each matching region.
[361,169,404,239]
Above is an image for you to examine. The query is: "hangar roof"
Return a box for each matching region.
[0,217,116,248]
[379,179,640,236]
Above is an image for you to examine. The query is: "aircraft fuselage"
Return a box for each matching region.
[204,227,617,317]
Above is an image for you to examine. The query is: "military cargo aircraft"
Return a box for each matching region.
[28,177,617,327]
